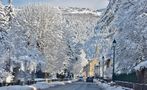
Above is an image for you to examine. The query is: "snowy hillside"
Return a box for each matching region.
[60,7,102,16]
[89,0,147,74]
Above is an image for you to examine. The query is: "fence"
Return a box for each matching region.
[101,71,147,90]
[114,72,137,83]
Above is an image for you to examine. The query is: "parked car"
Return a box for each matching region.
[86,77,93,82]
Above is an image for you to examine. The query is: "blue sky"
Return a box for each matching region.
[2,0,109,9]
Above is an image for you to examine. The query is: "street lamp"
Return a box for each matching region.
[98,62,100,78]
[102,56,104,79]
[5,47,12,72]
[112,39,116,81]
[23,60,27,85]
[95,65,98,78]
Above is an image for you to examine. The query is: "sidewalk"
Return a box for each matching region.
[94,79,133,90]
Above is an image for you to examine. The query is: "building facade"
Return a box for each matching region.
[83,59,98,77]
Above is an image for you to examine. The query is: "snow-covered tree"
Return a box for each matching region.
[12,5,100,75]
[0,2,101,80]
[0,1,14,82]
[10,5,70,74]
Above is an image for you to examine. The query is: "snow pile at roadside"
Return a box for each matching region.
[101,83,132,90]
[0,81,65,90]
[0,85,33,90]
[0,80,77,90]
[94,80,132,90]
[64,79,78,84]
[49,81,65,86]
[32,79,78,89]
[31,81,65,90]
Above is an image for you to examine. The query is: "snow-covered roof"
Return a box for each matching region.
[134,61,147,71]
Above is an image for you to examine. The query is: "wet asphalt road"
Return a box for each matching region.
[48,81,104,90]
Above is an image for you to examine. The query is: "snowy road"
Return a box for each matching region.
[48,82,104,90]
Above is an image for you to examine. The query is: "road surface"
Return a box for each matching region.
[48,81,104,90]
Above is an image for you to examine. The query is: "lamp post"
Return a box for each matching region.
[5,47,12,72]
[63,63,67,78]
[8,48,11,72]
[102,56,104,79]
[112,39,116,81]
[95,65,98,78]
[98,62,100,78]
[24,60,27,85]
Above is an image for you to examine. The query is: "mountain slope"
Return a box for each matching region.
[92,0,147,75]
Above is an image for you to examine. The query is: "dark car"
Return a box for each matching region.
[86,77,93,82]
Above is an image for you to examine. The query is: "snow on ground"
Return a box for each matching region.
[64,79,78,84]
[0,82,65,90]
[0,80,78,90]
[0,85,33,90]
[31,81,65,90]
[94,79,133,90]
